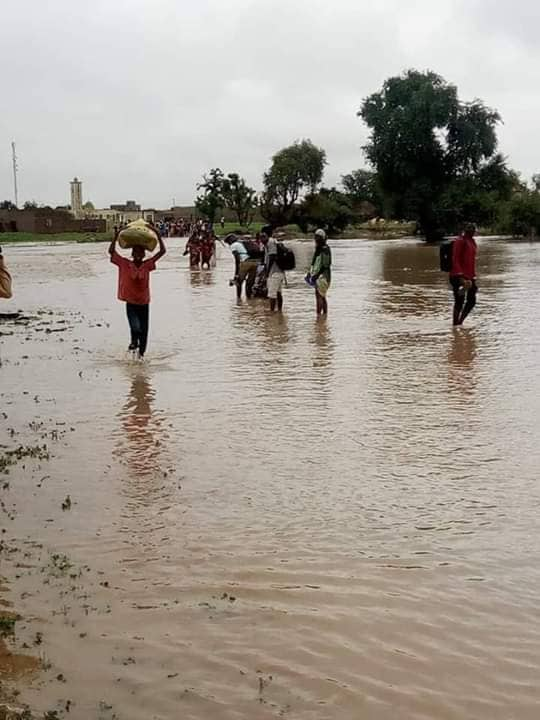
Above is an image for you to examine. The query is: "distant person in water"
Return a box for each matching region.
[108,230,166,359]
[450,223,478,326]
[308,229,332,315]
[184,233,202,269]
[201,230,216,269]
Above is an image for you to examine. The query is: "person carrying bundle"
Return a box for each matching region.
[108,221,166,359]
[0,247,13,300]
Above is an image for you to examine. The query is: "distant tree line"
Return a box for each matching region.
[182,70,540,240]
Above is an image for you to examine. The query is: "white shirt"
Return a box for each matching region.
[230,240,249,262]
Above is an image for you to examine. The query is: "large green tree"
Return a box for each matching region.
[341,168,382,217]
[359,69,501,240]
[295,188,355,235]
[195,168,224,223]
[261,140,326,226]
[221,173,257,227]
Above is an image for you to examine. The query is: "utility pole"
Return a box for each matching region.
[11,142,19,208]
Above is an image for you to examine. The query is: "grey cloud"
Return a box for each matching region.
[0,0,538,208]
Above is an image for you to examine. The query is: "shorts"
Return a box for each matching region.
[315,276,330,297]
[267,271,285,299]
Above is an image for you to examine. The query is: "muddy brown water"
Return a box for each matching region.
[1,237,540,719]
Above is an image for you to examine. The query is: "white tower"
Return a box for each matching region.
[70,177,83,217]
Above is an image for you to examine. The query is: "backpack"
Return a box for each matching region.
[242,239,265,261]
[439,241,453,272]
[276,242,296,271]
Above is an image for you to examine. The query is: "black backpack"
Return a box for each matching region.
[242,239,265,261]
[276,242,296,271]
[440,241,453,272]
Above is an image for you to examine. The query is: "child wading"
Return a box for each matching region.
[109,229,166,359]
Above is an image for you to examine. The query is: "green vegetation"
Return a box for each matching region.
[195,168,226,225]
[0,445,50,475]
[359,69,504,240]
[195,169,258,228]
[0,614,19,637]
[214,221,265,237]
[260,140,326,227]
[0,232,112,245]
[221,173,257,227]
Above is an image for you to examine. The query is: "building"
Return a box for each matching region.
[70,177,83,218]
[90,201,143,229]
[110,201,140,213]
[0,207,105,234]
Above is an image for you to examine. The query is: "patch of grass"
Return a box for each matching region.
[214,222,265,237]
[0,445,50,475]
[0,232,112,245]
[0,614,19,637]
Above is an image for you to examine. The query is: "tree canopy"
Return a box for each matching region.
[195,168,224,224]
[359,69,502,240]
[221,173,257,227]
[295,188,355,235]
[261,140,326,226]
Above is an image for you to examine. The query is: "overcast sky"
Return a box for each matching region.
[0,0,537,208]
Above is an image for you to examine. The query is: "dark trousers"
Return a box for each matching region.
[450,277,477,325]
[126,303,149,355]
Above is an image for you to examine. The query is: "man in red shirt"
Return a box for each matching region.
[109,231,166,358]
[450,223,477,326]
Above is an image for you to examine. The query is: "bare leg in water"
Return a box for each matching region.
[316,290,328,315]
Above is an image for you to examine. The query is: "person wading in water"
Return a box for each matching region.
[308,229,332,316]
[109,230,166,359]
[450,223,478,326]
[261,226,286,312]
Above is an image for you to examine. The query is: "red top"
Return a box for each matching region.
[451,235,477,280]
[111,251,156,305]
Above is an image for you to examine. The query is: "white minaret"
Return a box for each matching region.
[70,177,83,217]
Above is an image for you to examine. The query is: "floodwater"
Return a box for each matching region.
[1,237,540,720]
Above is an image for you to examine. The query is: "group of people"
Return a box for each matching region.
[113,218,198,242]
[183,224,218,269]
[224,225,332,315]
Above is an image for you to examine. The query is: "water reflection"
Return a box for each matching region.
[114,369,166,479]
[311,317,334,370]
[447,328,478,397]
[189,269,215,287]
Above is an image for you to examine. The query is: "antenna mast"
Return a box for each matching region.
[11,142,19,207]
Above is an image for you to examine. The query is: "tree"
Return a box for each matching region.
[341,169,378,203]
[0,200,16,210]
[23,200,38,209]
[359,70,502,240]
[439,154,523,232]
[341,168,382,217]
[261,140,326,226]
[194,168,224,223]
[497,190,540,237]
[221,173,257,227]
[295,188,355,235]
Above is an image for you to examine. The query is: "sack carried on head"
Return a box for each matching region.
[118,220,158,251]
